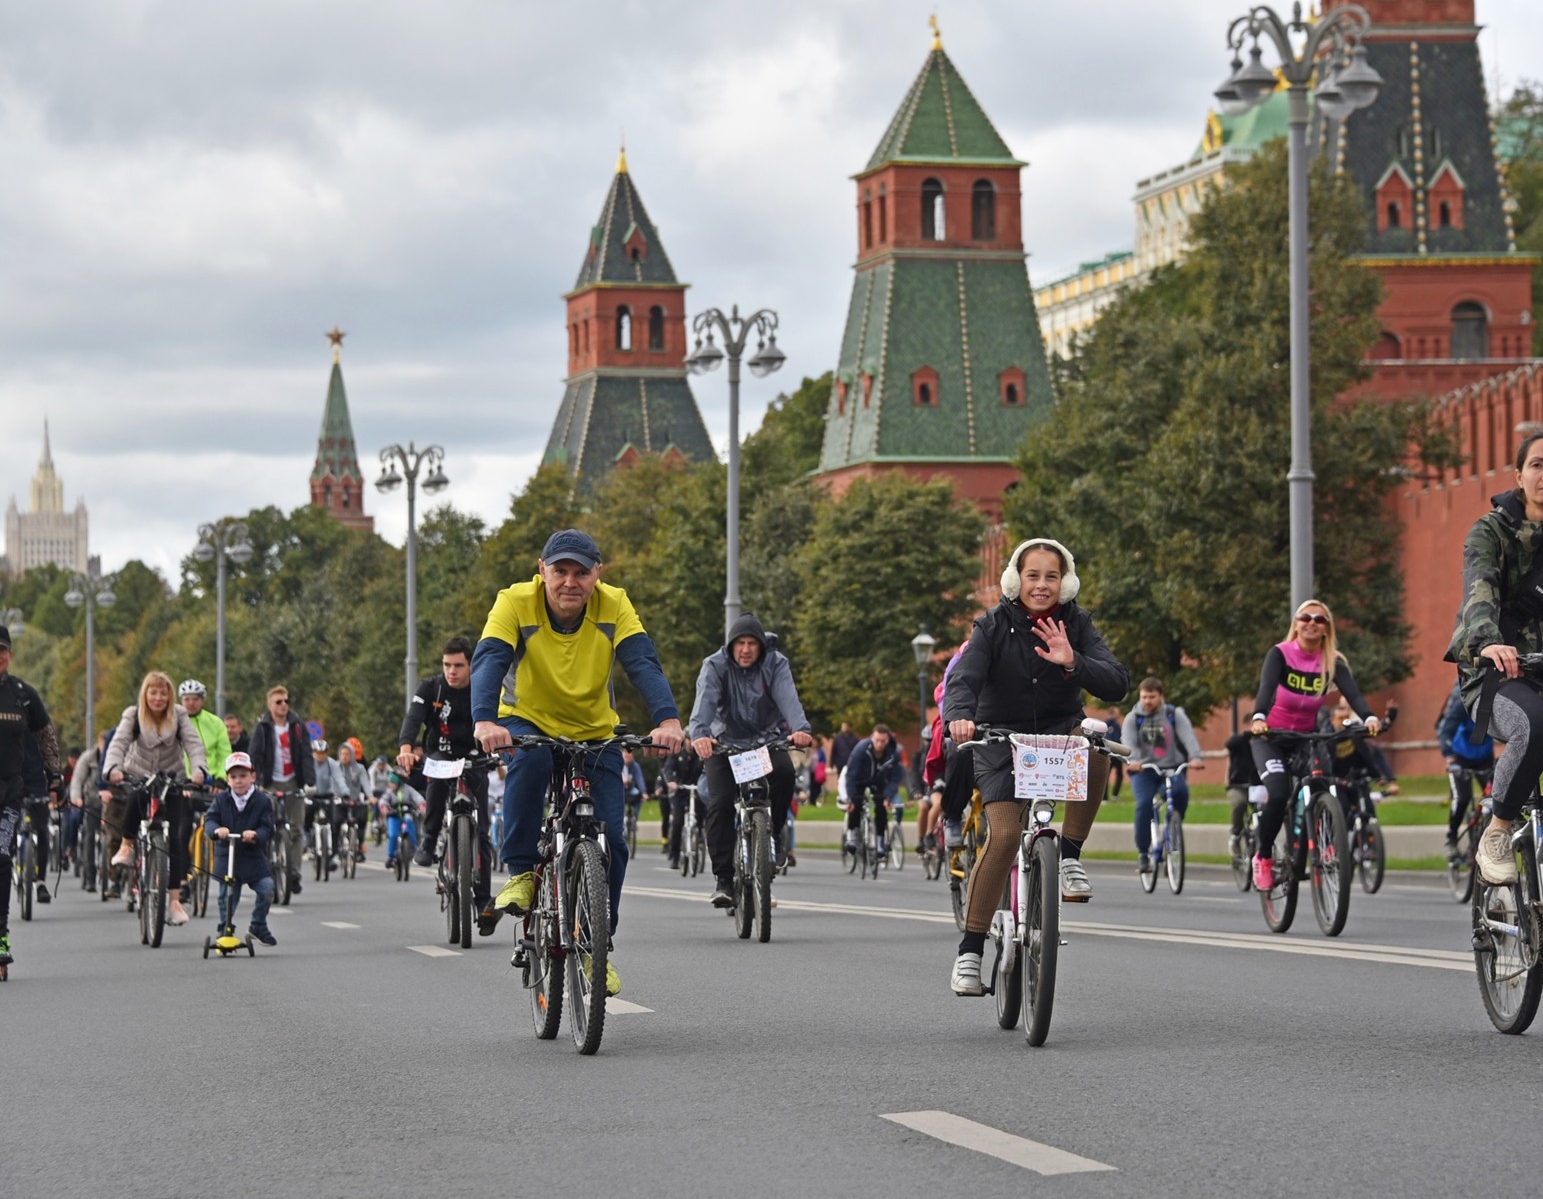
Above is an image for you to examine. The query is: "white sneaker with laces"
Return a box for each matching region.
[950,952,984,996]
[1476,825,1519,886]
[1060,858,1093,902]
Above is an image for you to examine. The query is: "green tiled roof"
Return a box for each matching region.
[572,165,680,290]
[1194,88,1290,157]
[311,360,365,483]
[865,48,1021,171]
[544,374,715,493]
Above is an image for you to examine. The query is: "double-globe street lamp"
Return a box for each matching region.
[193,518,254,718]
[0,608,22,640]
[376,443,449,710]
[1214,2,1381,608]
[910,626,937,786]
[686,306,786,640]
[64,566,116,753]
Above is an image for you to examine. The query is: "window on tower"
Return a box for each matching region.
[921,179,945,241]
[878,185,888,242]
[1387,201,1401,229]
[863,190,874,250]
[1451,302,1489,360]
[971,180,995,241]
[616,306,632,351]
[1439,200,1452,228]
[648,306,665,351]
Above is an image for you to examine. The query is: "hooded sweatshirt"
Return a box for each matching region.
[687,613,812,744]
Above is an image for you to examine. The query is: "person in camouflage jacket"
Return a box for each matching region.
[1446,431,1543,886]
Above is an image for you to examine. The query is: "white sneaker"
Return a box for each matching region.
[950,952,984,996]
[943,820,963,849]
[1060,858,1093,902]
[1476,825,1519,886]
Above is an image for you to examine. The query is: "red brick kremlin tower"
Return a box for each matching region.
[310,328,374,532]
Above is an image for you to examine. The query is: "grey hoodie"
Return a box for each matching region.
[687,613,812,744]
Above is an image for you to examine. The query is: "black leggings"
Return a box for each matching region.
[1250,738,1333,858]
[119,788,192,889]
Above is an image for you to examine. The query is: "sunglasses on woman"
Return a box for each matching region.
[1296,613,1330,626]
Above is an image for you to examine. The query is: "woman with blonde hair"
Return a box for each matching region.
[1248,599,1380,891]
[101,670,208,925]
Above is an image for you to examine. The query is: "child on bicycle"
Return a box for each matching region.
[206,753,277,946]
[1436,681,1496,859]
[1120,677,1204,876]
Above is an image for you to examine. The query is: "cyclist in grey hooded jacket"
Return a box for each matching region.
[688,613,814,906]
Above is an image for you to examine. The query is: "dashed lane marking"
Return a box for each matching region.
[406,945,461,958]
[321,921,360,929]
[606,998,653,1014]
[622,885,1471,971]
[880,1111,1116,1176]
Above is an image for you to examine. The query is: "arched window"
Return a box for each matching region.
[616,306,632,351]
[1439,200,1452,228]
[648,306,665,351]
[322,484,331,506]
[1370,331,1402,361]
[863,190,874,249]
[918,382,933,406]
[1004,383,1019,406]
[921,178,945,241]
[1387,201,1401,229]
[341,485,351,510]
[1451,302,1489,360]
[971,180,996,241]
[878,185,888,242]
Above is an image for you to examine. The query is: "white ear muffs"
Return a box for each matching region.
[1000,538,1080,603]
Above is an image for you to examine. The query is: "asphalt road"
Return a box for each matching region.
[4,840,1539,1199]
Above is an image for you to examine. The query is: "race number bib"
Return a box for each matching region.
[422,758,465,780]
[1010,735,1089,802]
[729,747,773,784]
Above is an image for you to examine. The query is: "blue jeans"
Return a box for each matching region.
[218,876,275,932]
[498,716,627,933]
[386,814,416,854]
[1131,768,1190,853]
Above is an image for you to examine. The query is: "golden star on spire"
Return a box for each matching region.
[326,326,346,363]
[929,13,942,50]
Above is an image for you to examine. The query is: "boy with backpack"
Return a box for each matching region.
[1437,682,1497,861]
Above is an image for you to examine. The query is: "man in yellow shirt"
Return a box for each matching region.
[472,529,684,994]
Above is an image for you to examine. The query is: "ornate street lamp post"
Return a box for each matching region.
[193,518,254,718]
[910,626,937,790]
[376,442,449,709]
[1215,2,1381,608]
[686,305,785,640]
[64,566,116,753]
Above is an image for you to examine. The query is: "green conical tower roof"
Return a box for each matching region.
[311,355,365,485]
[572,152,681,289]
[864,41,1023,171]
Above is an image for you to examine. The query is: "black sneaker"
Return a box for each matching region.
[710,881,735,909]
[476,904,501,937]
[786,851,797,868]
[774,842,787,870]
[178,884,190,903]
[249,925,278,947]
[1137,853,1151,874]
[35,884,51,904]
[413,845,434,868]
[289,876,302,896]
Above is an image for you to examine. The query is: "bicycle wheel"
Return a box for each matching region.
[443,857,460,945]
[751,810,773,944]
[734,832,753,940]
[1166,814,1185,895]
[1232,825,1255,892]
[995,873,1022,1030]
[889,824,905,871]
[456,818,474,950]
[565,839,610,1055]
[691,826,705,878]
[148,836,167,948]
[1310,794,1352,937]
[949,833,976,933]
[1260,835,1298,934]
[1021,834,1060,1047]
[842,830,858,874]
[18,836,34,922]
[397,834,411,881]
[137,853,150,944]
[679,827,691,878]
[1357,816,1385,895]
[526,868,563,1040]
[80,816,97,892]
[1449,820,1478,905]
[1138,815,1158,893]
[1473,834,1543,1034]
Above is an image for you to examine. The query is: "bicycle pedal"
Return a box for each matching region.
[511,949,527,969]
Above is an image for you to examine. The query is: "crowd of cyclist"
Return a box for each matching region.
[7,423,1543,996]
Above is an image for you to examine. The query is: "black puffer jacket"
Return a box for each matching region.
[942,599,1129,736]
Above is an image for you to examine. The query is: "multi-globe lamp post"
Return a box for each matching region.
[376,443,449,710]
[685,305,785,640]
[193,518,254,718]
[1213,2,1381,608]
[0,608,22,640]
[910,626,937,784]
[64,566,116,752]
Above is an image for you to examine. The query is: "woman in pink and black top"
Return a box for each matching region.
[1247,599,1380,891]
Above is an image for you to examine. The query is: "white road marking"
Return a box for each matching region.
[622,885,1471,970]
[880,1111,1116,1176]
[321,921,360,929]
[406,945,461,958]
[606,998,653,1014]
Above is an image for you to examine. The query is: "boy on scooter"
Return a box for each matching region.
[207,752,278,946]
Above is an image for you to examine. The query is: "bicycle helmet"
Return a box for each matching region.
[312,739,329,753]
[178,679,207,699]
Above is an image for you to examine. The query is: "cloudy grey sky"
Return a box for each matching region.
[3,0,1541,579]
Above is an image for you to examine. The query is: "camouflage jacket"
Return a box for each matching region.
[1448,490,1543,708]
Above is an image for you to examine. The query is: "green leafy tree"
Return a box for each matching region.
[1009,141,1455,719]
[741,373,831,504]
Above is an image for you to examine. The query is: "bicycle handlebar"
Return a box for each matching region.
[1140,761,1191,777]
[957,722,1132,760]
[709,738,796,756]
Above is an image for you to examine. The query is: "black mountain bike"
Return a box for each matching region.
[1447,764,1494,904]
[512,732,656,1055]
[111,773,188,949]
[433,752,497,950]
[12,805,39,923]
[712,739,791,944]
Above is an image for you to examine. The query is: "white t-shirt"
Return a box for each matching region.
[275,725,294,783]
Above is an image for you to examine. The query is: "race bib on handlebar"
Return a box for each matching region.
[1010,735,1089,802]
[728,747,773,784]
[422,758,465,780]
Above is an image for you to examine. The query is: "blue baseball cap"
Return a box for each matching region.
[541,529,602,570]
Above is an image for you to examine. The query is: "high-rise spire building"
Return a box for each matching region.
[543,152,715,490]
[5,420,90,578]
[816,26,1054,515]
[310,328,374,532]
